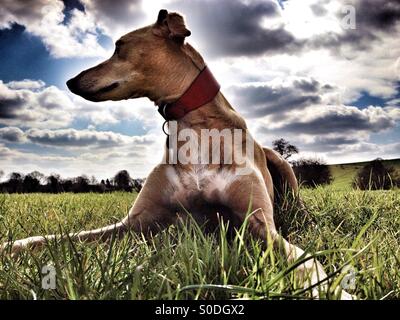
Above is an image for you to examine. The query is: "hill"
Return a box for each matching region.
[329,158,400,189]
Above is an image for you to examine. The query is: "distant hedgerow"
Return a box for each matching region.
[292,158,333,188]
[353,158,399,190]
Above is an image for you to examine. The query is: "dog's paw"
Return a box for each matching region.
[339,289,357,300]
[1,236,46,257]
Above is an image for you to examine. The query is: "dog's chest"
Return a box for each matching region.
[165,166,238,206]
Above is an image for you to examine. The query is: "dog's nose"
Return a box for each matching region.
[66,77,79,94]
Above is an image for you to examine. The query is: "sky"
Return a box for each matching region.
[0,0,399,180]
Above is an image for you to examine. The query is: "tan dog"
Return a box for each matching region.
[1,10,351,299]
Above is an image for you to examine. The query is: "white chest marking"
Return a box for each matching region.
[165,166,240,203]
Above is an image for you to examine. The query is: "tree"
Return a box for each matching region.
[113,170,132,191]
[8,172,24,193]
[47,174,62,193]
[90,175,98,185]
[73,175,90,192]
[29,171,46,184]
[353,158,399,190]
[292,158,332,187]
[62,179,74,192]
[0,170,4,180]
[272,138,299,160]
[132,178,145,193]
[23,173,40,192]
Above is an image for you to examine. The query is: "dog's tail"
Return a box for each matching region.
[263,148,313,236]
[263,147,298,195]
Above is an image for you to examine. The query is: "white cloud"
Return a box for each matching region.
[0,80,161,130]
[0,0,107,58]
[0,80,75,128]
[6,79,46,90]
[25,127,157,148]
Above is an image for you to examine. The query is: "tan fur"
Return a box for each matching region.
[1,11,352,299]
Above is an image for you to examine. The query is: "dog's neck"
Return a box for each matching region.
[147,42,248,132]
[176,93,247,131]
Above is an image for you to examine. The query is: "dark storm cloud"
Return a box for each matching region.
[81,0,145,33]
[285,116,391,134]
[354,0,400,31]
[0,96,25,119]
[273,108,396,135]
[305,136,361,152]
[229,78,325,118]
[170,0,303,57]
[311,0,400,51]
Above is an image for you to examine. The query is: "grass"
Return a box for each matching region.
[329,158,400,190]
[0,188,399,300]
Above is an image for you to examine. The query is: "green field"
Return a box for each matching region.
[0,188,399,300]
[329,158,400,190]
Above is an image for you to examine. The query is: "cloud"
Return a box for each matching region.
[228,77,333,118]
[6,79,45,90]
[169,0,303,57]
[81,0,145,38]
[25,128,155,148]
[0,127,26,143]
[26,128,128,147]
[0,79,163,131]
[274,105,400,135]
[0,80,75,128]
[310,1,329,17]
[0,0,107,58]
[0,0,399,173]
[0,124,159,150]
[350,0,400,32]
[311,0,400,52]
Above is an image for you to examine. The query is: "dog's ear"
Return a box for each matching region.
[157,9,169,25]
[153,9,191,43]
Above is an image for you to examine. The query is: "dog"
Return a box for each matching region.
[1,10,351,299]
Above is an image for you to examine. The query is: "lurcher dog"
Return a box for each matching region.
[1,10,352,299]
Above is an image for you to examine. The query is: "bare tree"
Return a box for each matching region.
[29,171,46,184]
[272,138,299,160]
[90,175,98,185]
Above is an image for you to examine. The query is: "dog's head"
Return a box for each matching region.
[67,10,199,103]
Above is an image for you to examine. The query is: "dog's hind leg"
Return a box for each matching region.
[1,165,176,255]
[224,177,352,299]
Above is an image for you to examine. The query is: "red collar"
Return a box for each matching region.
[158,66,220,120]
